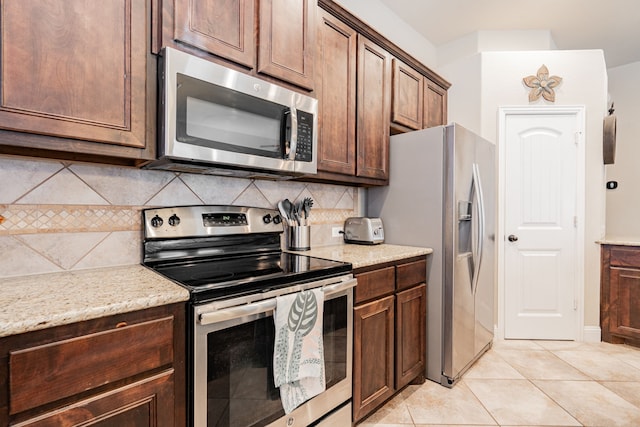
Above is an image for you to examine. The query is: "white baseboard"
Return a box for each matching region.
[582,326,602,342]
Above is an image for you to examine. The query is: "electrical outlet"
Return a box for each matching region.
[332,227,343,238]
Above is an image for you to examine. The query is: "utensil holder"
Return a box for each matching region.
[287,225,310,251]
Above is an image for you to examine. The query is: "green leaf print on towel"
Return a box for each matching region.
[287,290,318,336]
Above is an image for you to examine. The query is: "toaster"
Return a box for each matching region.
[343,217,384,245]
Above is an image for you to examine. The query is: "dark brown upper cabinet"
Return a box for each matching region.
[0,0,155,165]
[315,19,391,185]
[169,0,315,90]
[312,0,449,186]
[424,79,448,128]
[174,0,256,69]
[356,35,392,181]
[392,59,424,130]
[258,0,316,90]
[315,9,358,176]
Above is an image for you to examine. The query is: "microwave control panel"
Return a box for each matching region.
[295,110,314,162]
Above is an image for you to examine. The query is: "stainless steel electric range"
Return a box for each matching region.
[142,205,355,427]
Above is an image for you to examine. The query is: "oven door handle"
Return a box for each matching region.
[322,277,357,296]
[200,299,276,326]
[199,277,357,326]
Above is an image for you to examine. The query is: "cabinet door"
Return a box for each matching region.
[357,36,392,180]
[15,371,175,427]
[396,284,426,389]
[258,0,315,89]
[391,59,423,130]
[609,267,640,341]
[0,0,149,149]
[174,0,256,69]
[353,295,395,422]
[316,10,357,175]
[424,79,448,128]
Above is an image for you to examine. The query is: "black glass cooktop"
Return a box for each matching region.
[150,251,352,303]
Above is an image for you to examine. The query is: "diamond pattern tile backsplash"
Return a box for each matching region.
[0,156,364,278]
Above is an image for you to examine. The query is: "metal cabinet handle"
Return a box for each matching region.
[508,234,518,242]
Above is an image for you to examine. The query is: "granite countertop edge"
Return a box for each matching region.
[299,243,433,269]
[0,265,190,338]
[596,239,640,247]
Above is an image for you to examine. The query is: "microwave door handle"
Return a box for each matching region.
[287,106,298,161]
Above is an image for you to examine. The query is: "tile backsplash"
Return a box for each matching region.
[0,156,363,278]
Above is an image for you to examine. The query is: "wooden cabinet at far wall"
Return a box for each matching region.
[0,0,156,166]
[601,245,640,346]
[0,304,186,427]
[164,0,315,90]
[353,257,427,423]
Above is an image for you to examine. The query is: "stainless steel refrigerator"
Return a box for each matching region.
[368,123,495,387]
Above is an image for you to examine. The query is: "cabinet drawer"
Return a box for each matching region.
[610,247,640,268]
[9,316,174,415]
[396,259,427,291]
[13,370,175,427]
[355,266,395,304]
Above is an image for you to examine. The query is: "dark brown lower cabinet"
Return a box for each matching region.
[0,303,185,427]
[395,284,426,389]
[353,257,427,423]
[601,244,640,346]
[353,295,395,421]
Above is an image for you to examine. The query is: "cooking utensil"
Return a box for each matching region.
[277,201,289,224]
[292,203,301,226]
[302,197,314,225]
[283,199,297,226]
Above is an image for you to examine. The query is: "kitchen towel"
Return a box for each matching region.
[273,288,325,414]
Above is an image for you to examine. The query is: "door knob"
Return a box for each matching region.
[508,234,518,242]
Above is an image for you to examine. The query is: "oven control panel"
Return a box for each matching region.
[143,205,283,239]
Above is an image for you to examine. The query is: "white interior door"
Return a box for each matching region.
[502,109,583,340]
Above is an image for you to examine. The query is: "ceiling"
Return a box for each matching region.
[378,0,640,68]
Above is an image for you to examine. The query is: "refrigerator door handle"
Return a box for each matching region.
[471,163,485,295]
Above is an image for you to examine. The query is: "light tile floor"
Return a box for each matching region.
[358,339,640,427]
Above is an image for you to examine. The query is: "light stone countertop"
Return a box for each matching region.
[299,243,432,269]
[0,265,189,338]
[596,239,640,247]
[1,244,431,338]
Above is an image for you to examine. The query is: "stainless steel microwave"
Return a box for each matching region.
[146,47,318,179]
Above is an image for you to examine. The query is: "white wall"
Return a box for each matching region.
[604,61,640,240]
[438,30,557,67]
[438,53,482,133]
[332,0,437,67]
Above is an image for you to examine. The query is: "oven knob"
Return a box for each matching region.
[168,214,181,226]
[262,214,272,224]
[150,215,163,228]
[273,214,282,225]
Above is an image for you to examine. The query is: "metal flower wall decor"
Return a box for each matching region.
[523,64,562,102]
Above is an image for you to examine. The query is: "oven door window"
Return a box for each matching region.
[176,73,290,159]
[205,296,348,427]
